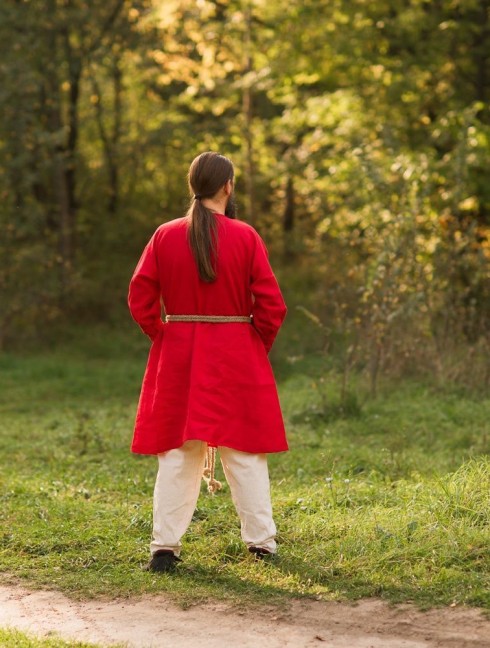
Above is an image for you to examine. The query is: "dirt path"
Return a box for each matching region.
[1,585,489,648]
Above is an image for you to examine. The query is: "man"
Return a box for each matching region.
[128,151,288,572]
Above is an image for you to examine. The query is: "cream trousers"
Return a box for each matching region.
[150,440,277,557]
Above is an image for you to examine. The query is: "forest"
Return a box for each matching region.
[1,0,489,389]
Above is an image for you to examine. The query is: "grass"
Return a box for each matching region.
[0,323,489,610]
[0,629,112,647]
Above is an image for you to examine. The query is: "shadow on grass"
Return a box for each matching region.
[163,554,490,611]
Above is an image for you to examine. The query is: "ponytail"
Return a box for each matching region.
[185,151,235,283]
[186,199,219,283]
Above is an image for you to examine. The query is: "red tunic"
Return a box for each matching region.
[128,212,288,455]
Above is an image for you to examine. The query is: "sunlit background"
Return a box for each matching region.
[1,0,489,389]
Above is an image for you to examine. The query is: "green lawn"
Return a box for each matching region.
[0,324,489,609]
[0,629,113,647]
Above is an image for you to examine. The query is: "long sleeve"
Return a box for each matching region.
[250,232,287,353]
[128,231,165,341]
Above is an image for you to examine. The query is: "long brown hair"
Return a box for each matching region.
[185,152,234,283]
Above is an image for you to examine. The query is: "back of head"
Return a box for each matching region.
[186,152,235,283]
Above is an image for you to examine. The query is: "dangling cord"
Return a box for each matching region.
[203,445,222,494]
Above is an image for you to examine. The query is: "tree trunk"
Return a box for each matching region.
[46,20,82,302]
[45,20,72,298]
[283,175,294,232]
[109,59,122,214]
[91,57,123,214]
[63,30,81,265]
[282,175,295,261]
[474,0,489,107]
[242,1,255,225]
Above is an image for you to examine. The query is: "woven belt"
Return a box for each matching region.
[165,314,252,323]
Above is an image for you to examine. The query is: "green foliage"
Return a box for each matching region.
[1,0,489,391]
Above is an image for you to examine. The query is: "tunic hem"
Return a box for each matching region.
[131,435,289,456]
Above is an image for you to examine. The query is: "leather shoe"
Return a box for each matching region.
[146,550,181,573]
[248,546,275,560]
